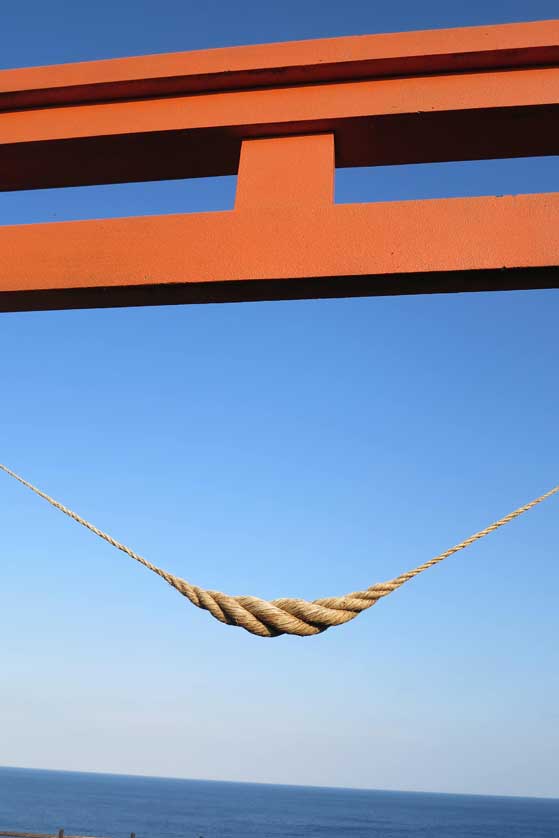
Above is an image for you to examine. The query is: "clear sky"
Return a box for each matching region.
[1,0,558,800]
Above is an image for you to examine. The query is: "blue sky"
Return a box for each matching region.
[1,0,558,799]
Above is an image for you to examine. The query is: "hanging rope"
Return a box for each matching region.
[1,462,557,638]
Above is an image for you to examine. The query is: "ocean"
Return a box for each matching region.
[0,767,558,838]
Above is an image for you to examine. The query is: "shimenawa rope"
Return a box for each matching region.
[1,462,557,638]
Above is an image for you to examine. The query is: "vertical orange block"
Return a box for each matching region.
[235,134,335,210]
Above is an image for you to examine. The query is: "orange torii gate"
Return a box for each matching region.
[0,18,558,312]
[1,19,559,636]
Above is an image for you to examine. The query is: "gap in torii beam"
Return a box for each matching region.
[1,19,558,313]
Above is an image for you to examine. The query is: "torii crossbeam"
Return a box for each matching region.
[1,19,558,313]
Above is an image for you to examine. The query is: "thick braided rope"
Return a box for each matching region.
[1,462,557,638]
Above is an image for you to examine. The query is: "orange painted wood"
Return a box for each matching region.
[2,20,558,110]
[2,66,558,190]
[2,21,559,191]
[236,135,334,209]
[0,22,558,311]
[2,191,558,312]
[4,67,559,147]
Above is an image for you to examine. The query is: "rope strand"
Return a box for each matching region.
[1,462,557,638]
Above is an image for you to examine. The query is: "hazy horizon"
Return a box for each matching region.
[2,765,558,802]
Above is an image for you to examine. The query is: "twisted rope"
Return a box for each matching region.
[1,462,557,638]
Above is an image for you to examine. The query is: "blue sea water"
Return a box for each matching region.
[0,767,558,838]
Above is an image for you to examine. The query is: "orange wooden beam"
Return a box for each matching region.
[1,21,558,312]
[2,20,559,190]
[3,19,558,109]
[2,133,558,312]
[2,57,559,190]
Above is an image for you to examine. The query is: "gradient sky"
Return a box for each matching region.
[1,0,558,799]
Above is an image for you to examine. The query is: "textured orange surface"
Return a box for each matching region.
[2,193,558,290]
[0,22,558,310]
[3,68,558,146]
[2,20,558,191]
[1,20,558,109]
[2,69,557,190]
[236,135,334,209]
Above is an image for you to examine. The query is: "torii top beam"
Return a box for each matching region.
[1,19,558,312]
